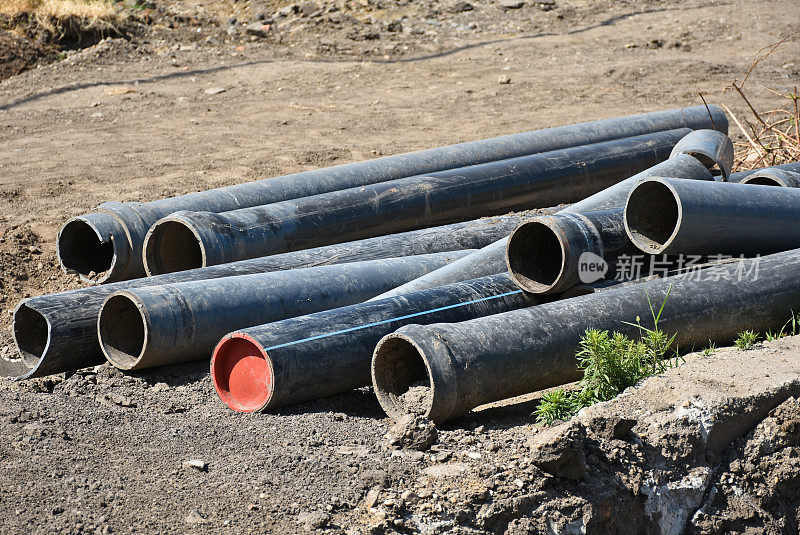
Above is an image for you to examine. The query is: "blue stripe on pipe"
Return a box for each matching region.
[262,290,524,351]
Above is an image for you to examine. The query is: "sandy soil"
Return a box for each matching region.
[0,0,799,532]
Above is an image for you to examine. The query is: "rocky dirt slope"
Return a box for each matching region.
[1,336,799,533]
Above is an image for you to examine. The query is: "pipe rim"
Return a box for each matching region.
[624,178,683,255]
[372,333,436,420]
[506,219,567,294]
[740,175,784,187]
[211,333,275,413]
[739,170,800,188]
[11,300,50,369]
[57,216,119,284]
[98,292,149,370]
[142,216,207,276]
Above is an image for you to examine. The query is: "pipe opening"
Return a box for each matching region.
[625,181,680,253]
[211,336,273,413]
[686,152,724,177]
[507,221,564,293]
[58,220,114,277]
[12,304,49,366]
[741,176,782,187]
[99,295,146,369]
[373,336,433,417]
[145,221,203,275]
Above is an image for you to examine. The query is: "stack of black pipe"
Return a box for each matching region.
[12,104,800,426]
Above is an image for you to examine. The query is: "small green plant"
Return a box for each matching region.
[735,330,761,350]
[700,343,716,357]
[534,388,574,426]
[765,330,781,342]
[534,288,682,425]
[765,312,800,341]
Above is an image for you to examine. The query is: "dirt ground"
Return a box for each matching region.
[1,0,799,532]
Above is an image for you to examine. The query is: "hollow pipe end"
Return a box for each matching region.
[98,292,148,371]
[739,169,800,189]
[372,327,465,425]
[211,333,274,413]
[142,213,208,276]
[507,215,601,294]
[57,213,130,284]
[3,299,44,380]
[623,177,682,255]
[668,129,734,180]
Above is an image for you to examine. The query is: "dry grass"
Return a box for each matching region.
[720,32,800,171]
[0,0,128,38]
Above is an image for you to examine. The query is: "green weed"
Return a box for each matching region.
[734,330,761,351]
[534,288,682,426]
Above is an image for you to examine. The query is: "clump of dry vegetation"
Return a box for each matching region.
[722,33,800,171]
[0,0,129,41]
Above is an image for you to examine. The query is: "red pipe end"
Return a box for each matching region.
[211,334,273,412]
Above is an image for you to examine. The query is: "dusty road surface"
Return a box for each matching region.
[1,0,799,533]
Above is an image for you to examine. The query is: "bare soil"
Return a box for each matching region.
[1,0,799,533]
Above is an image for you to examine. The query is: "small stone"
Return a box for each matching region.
[364,488,381,510]
[184,509,206,524]
[536,0,556,10]
[299,511,330,531]
[226,16,237,25]
[499,0,525,9]
[401,490,419,503]
[277,4,297,16]
[406,450,425,462]
[527,421,588,480]
[448,1,474,12]
[183,459,208,472]
[386,414,438,451]
[204,87,227,95]
[245,23,271,37]
[298,1,317,16]
[151,382,169,392]
[109,393,136,408]
[497,74,512,84]
[385,20,403,32]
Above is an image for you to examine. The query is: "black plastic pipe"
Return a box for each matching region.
[669,128,734,180]
[506,209,641,294]
[504,158,800,296]
[625,177,800,256]
[374,138,723,299]
[210,274,540,412]
[98,251,471,371]
[56,105,727,283]
[372,248,800,424]
[4,215,524,380]
[728,161,800,183]
[143,130,690,274]
[503,133,739,294]
[737,168,800,187]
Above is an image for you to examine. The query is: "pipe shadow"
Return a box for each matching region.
[0,3,723,112]
[271,387,388,420]
[126,360,210,387]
